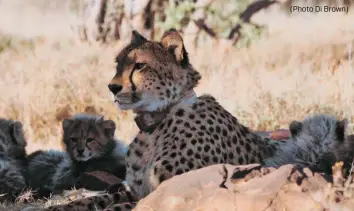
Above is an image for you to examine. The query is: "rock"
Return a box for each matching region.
[134,163,354,211]
[133,164,260,211]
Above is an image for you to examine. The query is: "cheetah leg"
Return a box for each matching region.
[45,190,134,211]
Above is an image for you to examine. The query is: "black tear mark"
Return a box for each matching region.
[129,68,137,92]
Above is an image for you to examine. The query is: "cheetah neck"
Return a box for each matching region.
[134,90,197,133]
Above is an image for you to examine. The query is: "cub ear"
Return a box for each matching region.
[161,28,189,66]
[62,119,73,131]
[289,121,302,137]
[335,118,348,142]
[131,30,148,45]
[99,120,116,138]
[11,121,26,146]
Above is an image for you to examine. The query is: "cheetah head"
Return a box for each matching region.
[0,118,27,160]
[289,114,348,146]
[289,114,354,173]
[62,114,116,162]
[108,29,201,112]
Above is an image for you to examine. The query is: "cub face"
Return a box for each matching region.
[0,118,27,160]
[289,114,354,174]
[108,29,200,112]
[289,115,347,145]
[62,114,116,162]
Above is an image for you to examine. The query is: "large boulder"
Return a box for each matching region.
[134,163,354,211]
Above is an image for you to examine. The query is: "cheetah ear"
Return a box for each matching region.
[336,118,348,142]
[131,30,148,45]
[99,120,116,138]
[289,121,302,137]
[62,119,73,131]
[161,28,189,67]
[11,121,26,146]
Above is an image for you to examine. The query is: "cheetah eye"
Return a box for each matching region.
[134,62,146,70]
[86,138,95,143]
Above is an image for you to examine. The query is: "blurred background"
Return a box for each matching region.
[0,0,353,153]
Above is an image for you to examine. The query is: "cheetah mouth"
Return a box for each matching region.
[75,156,90,161]
[74,154,91,161]
[114,95,141,105]
[114,99,134,105]
[114,99,140,110]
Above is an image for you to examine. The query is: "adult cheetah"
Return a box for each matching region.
[45,29,354,211]
[44,29,285,211]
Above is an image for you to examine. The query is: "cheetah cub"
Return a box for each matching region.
[289,114,354,175]
[264,114,353,174]
[27,113,127,197]
[0,118,28,201]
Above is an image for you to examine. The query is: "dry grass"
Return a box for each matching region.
[0,2,354,153]
[1,0,354,209]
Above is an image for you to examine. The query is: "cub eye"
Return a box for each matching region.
[134,62,146,70]
[71,138,78,143]
[87,138,95,143]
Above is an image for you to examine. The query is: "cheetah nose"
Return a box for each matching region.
[77,149,84,155]
[108,84,123,95]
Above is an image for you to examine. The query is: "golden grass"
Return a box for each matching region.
[0,3,354,154]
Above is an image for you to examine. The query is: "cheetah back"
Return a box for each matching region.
[125,95,275,199]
